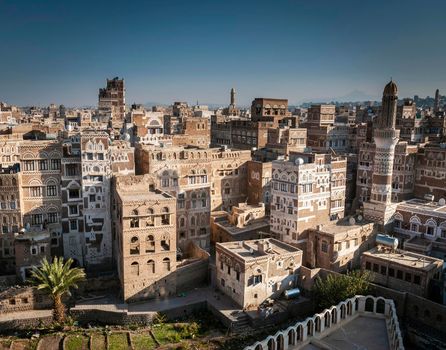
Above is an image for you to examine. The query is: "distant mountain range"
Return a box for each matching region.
[295,90,379,105]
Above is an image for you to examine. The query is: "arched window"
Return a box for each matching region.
[410,216,421,232]
[425,219,437,236]
[146,208,154,227]
[163,257,171,272]
[146,235,155,252]
[130,218,139,228]
[131,262,139,275]
[130,236,140,255]
[161,207,170,225]
[393,212,403,228]
[161,236,170,251]
[147,260,155,274]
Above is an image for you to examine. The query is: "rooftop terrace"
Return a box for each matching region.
[244,295,404,350]
[363,247,443,271]
[217,238,301,261]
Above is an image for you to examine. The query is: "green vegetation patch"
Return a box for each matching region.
[152,322,201,345]
[64,334,89,350]
[89,334,106,350]
[108,333,129,350]
[131,333,156,350]
[312,270,371,311]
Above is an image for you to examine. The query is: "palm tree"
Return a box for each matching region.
[31,257,86,323]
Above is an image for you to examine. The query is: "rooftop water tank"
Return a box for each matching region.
[376,234,398,250]
[284,288,301,300]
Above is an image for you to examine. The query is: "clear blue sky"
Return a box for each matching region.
[1,0,446,106]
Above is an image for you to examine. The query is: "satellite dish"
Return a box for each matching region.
[295,157,304,166]
[357,215,363,222]
[439,198,446,206]
[349,217,356,225]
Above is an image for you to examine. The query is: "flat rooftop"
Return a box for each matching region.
[217,238,300,260]
[315,217,374,236]
[301,316,389,350]
[363,247,442,271]
[397,198,446,215]
[117,188,174,202]
[214,218,269,235]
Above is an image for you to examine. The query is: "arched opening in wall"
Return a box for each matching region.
[340,304,346,319]
[146,235,155,252]
[254,345,263,350]
[161,236,170,251]
[130,236,140,255]
[276,334,286,350]
[267,338,275,350]
[376,299,385,314]
[324,311,330,328]
[331,309,337,324]
[307,320,314,336]
[315,316,321,332]
[424,309,431,318]
[147,260,155,274]
[131,262,139,276]
[130,217,139,228]
[365,297,374,312]
[287,329,295,346]
[347,301,353,315]
[355,298,359,311]
[163,258,171,272]
[146,208,154,227]
[161,207,170,225]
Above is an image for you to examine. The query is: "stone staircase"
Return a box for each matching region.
[231,312,251,333]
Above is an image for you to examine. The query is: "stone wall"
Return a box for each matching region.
[176,260,209,292]
[0,300,208,330]
[0,315,53,332]
[71,309,154,326]
[0,286,52,314]
[77,275,119,294]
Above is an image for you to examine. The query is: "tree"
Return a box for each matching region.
[31,257,86,323]
[312,270,370,311]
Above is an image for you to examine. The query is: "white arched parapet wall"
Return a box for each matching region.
[243,295,404,350]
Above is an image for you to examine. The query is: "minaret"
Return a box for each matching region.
[364,80,400,228]
[434,89,440,113]
[230,88,236,107]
